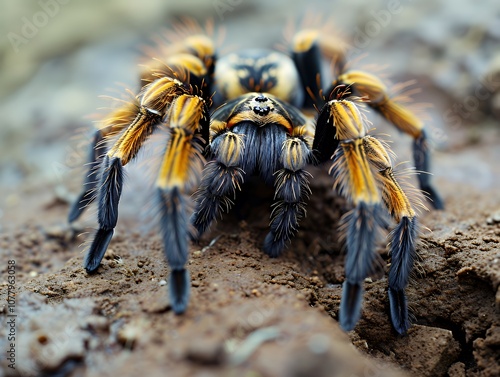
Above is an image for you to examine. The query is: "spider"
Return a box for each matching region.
[68,23,443,335]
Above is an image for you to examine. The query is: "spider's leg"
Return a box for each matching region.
[290,29,349,109]
[69,101,139,223]
[291,30,323,109]
[84,77,189,273]
[335,71,444,209]
[315,99,385,332]
[156,94,208,314]
[263,131,312,257]
[191,123,246,238]
[364,136,419,335]
[84,154,123,272]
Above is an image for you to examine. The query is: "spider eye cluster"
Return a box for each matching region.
[252,105,271,116]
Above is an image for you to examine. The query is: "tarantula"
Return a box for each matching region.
[68,23,443,335]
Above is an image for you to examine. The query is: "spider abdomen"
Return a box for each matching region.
[215,50,303,106]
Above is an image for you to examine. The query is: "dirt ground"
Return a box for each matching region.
[1,1,500,377]
[1,127,499,377]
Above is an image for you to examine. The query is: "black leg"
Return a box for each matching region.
[84,156,123,273]
[191,130,245,238]
[292,39,323,109]
[388,216,418,335]
[158,187,191,314]
[339,202,384,331]
[263,169,311,257]
[414,130,444,209]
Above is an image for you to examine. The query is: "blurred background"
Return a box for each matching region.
[0,0,499,225]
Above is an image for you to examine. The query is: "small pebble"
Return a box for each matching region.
[186,338,224,365]
[487,212,500,225]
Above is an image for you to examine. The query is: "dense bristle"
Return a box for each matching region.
[169,268,190,314]
[413,130,444,210]
[343,202,384,283]
[158,187,189,270]
[191,161,243,238]
[388,216,418,334]
[339,281,364,332]
[388,288,409,335]
[84,228,114,273]
[97,157,124,229]
[264,200,306,258]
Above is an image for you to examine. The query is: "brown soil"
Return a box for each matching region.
[1,130,499,377]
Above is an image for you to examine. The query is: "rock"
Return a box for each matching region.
[0,292,104,376]
[448,362,466,377]
[473,326,500,377]
[185,338,225,365]
[391,325,460,377]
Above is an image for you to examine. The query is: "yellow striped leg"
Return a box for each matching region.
[156,94,207,314]
[364,136,419,334]
[336,71,443,209]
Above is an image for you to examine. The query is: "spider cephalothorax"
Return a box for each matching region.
[69,23,442,335]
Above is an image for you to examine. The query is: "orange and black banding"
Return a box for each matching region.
[209,120,228,140]
[167,53,208,78]
[292,29,320,53]
[107,109,157,165]
[363,136,415,221]
[227,110,293,133]
[337,71,388,104]
[212,131,244,167]
[291,123,314,148]
[337,71,424,139]
[168,95,206,133]
[140,77,189,114]
[156,95,207,191]
[183,34,216,72]
[157,128,197,190]
[281,137,310,172]
[107,88,205,167]
[97,100,140,138]
[376,99,423,139]
[143,31,215,79]
[328,99,367,140]
[141,53,207,85]
[334,139,380,205]
[215,93,295,134]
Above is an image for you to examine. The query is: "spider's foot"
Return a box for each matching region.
[263,232,286,258]
[388,216,417,335]
[169,269,190,314]
[84,228,114,273]
[388,287,409,335]
[339,281,364,332]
